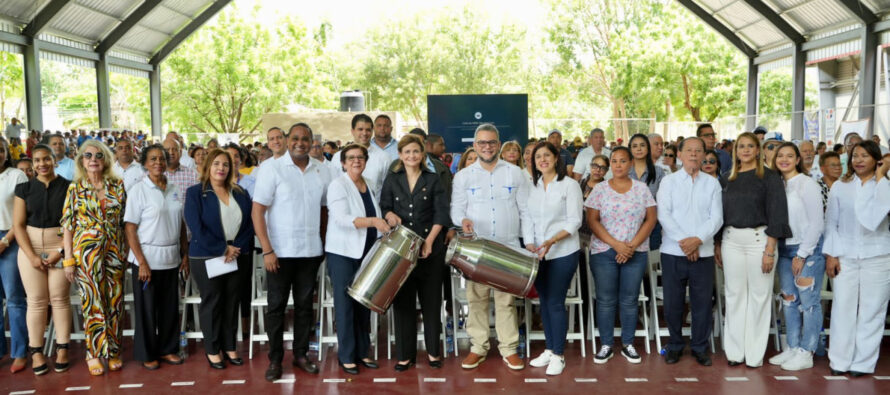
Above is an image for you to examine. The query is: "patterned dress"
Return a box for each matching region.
[61,178,126,360]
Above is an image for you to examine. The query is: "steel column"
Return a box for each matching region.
[746,57,759,131]
[150,64,162,138]
[791,44,806,140]
[23,41,43,131]
[859,24,877,136]
[96,54,111,128]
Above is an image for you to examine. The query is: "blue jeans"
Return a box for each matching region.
[326,252,371,364]
[535,251,579,355]
[590,249,647,347]
[777,238,825,352]
[0,229,27,358]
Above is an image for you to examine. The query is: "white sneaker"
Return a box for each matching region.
[530,350,553,368]
[545,355,565,376]
[768,348,796,366]
[781,348,813,371]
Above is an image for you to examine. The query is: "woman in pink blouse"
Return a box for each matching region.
[584,147,657,365]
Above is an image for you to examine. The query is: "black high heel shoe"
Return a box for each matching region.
[339,361,359,375]
[206,354,225,369]
[53,344,70,373]
[223,353,244,366]
[428,356,443,369]
[28,346,48,376]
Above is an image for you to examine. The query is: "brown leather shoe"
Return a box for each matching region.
[293,356,319,374]
[503,353,525,370]
[461,352,486,369]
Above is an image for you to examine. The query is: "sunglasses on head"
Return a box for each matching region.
[83,152,104,160]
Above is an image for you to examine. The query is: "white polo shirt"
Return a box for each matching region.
[253,155,332,258]
[124,179,183,270]
[113,160,145,192]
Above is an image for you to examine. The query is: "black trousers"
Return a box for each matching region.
[265,256,322,363]
[236,253,252,319]
[661,253,715,353]
[132,267,180,362]
[190,257,240,354]
[393,243,444,361]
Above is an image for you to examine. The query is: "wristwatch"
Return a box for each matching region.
[0,237,9,247]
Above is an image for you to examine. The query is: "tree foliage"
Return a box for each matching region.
[162,6,337,139]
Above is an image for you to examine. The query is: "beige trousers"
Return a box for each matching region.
[17,226,72,347]
[466,280,519,357]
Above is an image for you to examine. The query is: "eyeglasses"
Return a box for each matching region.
[83,152,104,160]
[475,140,499,147]
[702,159,717,165]
[765,144,778,151]
[590,164,608,171]
[663,154,675,158]
[344,155,367,162]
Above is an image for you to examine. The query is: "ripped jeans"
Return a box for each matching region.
[777,238,825,352]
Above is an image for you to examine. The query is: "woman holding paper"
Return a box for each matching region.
[184,148,254,370]
[124,144,189,370]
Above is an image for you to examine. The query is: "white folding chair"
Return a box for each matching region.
[647,251,716,353]
[247,249,296,359]
[317,259,379,361]
[524,263,587,357]
[586,253,651,354]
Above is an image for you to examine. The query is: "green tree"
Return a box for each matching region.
[0,52,25,126]
[162,7,337,140]
[346,6,529,125]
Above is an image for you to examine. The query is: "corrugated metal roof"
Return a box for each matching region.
[692,0,890,54]
[0,0,218,60]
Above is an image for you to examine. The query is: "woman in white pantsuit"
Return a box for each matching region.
[715,132,791,368]
[823,140,890,377]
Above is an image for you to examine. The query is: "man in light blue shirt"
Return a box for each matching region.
[370,114,399,162]
[656,136,723,367]
[48,134,74,180]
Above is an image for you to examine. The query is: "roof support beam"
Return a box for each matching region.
[150,64,162,137]
[742,0,805,44]
[858,23,877,136]
[791,43,806,140]
[22,0,71,38]
[150,0,234,66]
[746,57,759,131]
[96,0,164,53]
[23,41,43,131]
[836,0,878,25]
[97,54,111,128]
[677,0,757,58]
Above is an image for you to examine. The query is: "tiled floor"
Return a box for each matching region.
[2,337,889,394]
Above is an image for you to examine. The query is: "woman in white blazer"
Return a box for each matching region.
[325,144,391,375]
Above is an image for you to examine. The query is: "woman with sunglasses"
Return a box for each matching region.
[662,145,678,173]
[60,140,127,376]
[823,140,890,377]
[702,150,726,188]
[717,132,790,368]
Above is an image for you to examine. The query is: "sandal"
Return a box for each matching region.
[54,343,70,373]
[87,358,104,376]
[28,346,49,376]
[108,357,123,371]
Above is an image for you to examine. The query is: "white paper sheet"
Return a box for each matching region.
[205,256,237,278]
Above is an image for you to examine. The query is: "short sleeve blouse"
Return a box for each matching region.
[584,179,656,254]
